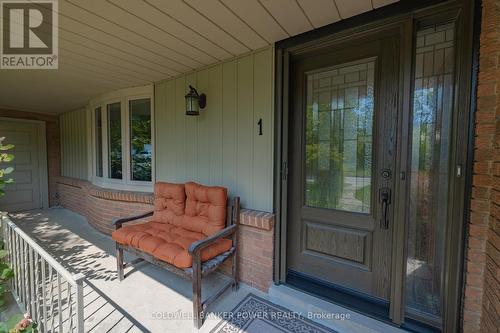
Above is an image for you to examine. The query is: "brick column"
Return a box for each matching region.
[464,0,500,332]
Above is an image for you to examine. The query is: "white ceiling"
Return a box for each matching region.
[0,0,398,114]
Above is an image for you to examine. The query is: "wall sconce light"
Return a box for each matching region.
[185,85,206,116]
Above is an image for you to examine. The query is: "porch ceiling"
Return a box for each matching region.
[0,0,399,114]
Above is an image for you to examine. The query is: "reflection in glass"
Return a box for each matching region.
[107,102,122,179]
[304,58,375,213]
[406,22,455,321]
[129,99,152,181]
[95,107,103,177]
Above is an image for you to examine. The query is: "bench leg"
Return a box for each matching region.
[232,227,239,291]
[116,244,124,281]
[192,254,203,329]
[232,252,239,291]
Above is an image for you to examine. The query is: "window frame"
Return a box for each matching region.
[89,85,154,192]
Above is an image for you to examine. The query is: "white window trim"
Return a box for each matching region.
[89,85,154,192]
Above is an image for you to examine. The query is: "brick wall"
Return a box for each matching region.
[0,109,60,207]
[55,177,153,234]
[464,0,500,332]
[56,176,275,291]
[221,210,274,291]
[478,0,500,331]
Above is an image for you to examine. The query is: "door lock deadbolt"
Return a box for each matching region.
[381,169,391,179]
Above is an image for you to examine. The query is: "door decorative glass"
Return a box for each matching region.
[406,22,456,322]
[305,58,375,213]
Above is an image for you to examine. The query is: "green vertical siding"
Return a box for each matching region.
[155,47,274,212]
[60,108,89,180]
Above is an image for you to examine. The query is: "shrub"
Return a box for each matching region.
[0,137,15,198]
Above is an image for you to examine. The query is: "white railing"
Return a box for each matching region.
[1,214,85,333]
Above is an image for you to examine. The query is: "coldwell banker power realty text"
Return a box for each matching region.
[1,0,58,69]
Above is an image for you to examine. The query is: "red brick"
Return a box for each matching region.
[477,83,497,96]
[473,174,493,187]
[474,162,493,175]
[472,186,491,200]
[471,199,491,212]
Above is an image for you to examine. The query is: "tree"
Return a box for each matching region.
[0,137,14,198]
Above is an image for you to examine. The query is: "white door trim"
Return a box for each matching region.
[0,117,49,210]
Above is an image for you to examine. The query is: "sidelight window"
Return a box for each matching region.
[405,21,456,324]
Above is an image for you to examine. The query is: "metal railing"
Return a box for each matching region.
[1,214,85,333]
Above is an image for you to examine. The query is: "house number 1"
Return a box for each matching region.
[258,118,263,135]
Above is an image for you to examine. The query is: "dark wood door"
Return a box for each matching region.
[287,35,400,303]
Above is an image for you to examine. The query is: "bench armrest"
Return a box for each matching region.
[188,224,237,255]
[113,211,154,229]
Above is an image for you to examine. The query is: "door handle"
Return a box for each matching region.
[379,188,391,230]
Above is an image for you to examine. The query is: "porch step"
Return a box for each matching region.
[268,284,406,333]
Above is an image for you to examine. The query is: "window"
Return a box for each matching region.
[90,86,153,191]
[129,99,152,181]
[405,22,455,321]
[107,102,122,180]
[94,107,103,177]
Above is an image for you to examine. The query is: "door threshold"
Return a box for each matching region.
[268,284,407,333]
[286,270,391,321]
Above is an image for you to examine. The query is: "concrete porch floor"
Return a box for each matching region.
[9,208,265,333]
[8,208,406,333]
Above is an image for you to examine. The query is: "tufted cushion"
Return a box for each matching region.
[112,222,231,268]
[184,182,228,236]
[111,181,232,268]
[152,182,185,225]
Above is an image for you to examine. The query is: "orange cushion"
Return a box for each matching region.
[184,182,227,236]
[152,182,186,225]
[112,222,232,269]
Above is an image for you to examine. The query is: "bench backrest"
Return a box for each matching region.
[184,182,228,236]
[152,181,228,237]
[152,182,186,225]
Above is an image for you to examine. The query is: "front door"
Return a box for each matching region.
[286,34,399,314]
[281,3,473,331]
[0,119,46,212]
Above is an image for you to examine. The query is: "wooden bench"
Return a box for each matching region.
[112,182,240,329]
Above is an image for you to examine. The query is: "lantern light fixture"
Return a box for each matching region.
[185,85,206,116]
